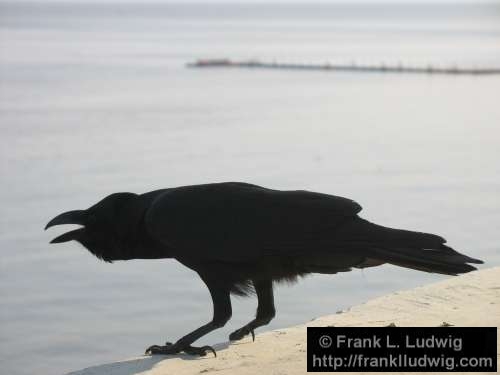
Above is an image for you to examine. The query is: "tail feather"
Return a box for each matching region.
[369,245,481,275]
[342,219,483,276]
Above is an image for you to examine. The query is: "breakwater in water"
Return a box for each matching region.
[187,59,500,75]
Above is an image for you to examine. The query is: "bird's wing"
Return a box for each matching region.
[144,182,362,262]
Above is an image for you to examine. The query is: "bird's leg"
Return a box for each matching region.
[145,278,232,357]
[229,279,275,341]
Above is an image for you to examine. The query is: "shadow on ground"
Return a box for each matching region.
[67,342,230,375]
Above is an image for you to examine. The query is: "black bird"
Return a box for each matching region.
[45,182,482,356]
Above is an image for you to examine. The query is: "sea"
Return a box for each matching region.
[1,2,499,374]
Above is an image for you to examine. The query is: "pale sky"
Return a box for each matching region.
[3,0,494,3]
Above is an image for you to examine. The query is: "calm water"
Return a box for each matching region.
[1,2,499,374]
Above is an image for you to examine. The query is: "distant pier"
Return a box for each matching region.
[187,59,500,76]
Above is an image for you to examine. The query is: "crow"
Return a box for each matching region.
[45,182,482,357]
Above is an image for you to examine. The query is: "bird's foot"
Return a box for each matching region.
[183,344,217,357]
[145,341,216,357]
[229,326,255,341]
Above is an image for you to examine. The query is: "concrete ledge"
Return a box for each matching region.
[68,267,500,375]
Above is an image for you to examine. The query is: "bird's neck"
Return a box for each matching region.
[121,193,175,260]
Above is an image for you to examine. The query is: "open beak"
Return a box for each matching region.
[45,210,87,243]
[50,228,85,243]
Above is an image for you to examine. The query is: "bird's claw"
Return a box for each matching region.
[145,342,216,357]
[184,345,217,357]
[229,327,255,341]
[145,342,175,355]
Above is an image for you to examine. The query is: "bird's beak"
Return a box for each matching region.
[45,210,86,230]
[49,228,85,243]
[45,210,87,243]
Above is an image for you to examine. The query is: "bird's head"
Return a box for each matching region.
[45,192,140,262]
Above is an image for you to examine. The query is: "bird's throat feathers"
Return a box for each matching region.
[81,193,148,262]
[77,191,173,262]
